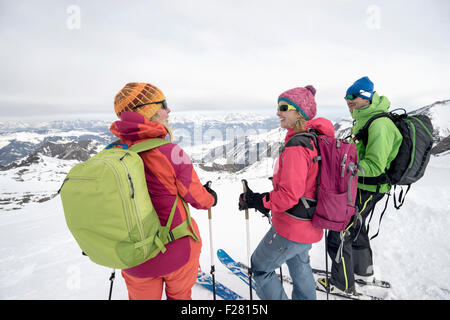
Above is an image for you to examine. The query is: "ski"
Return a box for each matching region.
[315,284,383,300]
[311,268,391,289]
[282,268,385,300]
[217,249,257,291]
[238,260,390,290]
[197,269,244,300]
[234,258,384,300]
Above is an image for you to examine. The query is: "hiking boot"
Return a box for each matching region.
[316,277,357,295]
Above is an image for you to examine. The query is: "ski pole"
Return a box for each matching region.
[206,181,216,300]
[108,269,115,300]
[241,179,253,300]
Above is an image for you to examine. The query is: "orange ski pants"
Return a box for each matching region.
[121,237,202,300]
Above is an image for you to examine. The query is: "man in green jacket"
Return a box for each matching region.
[318,76,403,294]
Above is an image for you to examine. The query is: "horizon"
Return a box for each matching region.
[0,98,446,124]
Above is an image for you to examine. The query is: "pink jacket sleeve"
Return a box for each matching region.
[169,144,215,210]
[263,147,311,213]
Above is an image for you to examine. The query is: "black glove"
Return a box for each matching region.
[238,184,270,215]
[203,181,217,207]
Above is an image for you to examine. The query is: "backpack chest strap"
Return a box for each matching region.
[358,173,389,185]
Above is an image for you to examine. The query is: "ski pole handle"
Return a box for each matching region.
[242,179,250,258]
[206,182,214,247]
[108,269,115,300]
[205,180,214,217]
[241,179,250,220]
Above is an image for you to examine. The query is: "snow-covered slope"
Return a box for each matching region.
[0,152,449,300]
[1,100,449,300]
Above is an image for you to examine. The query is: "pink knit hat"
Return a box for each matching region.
[278,85,317,120]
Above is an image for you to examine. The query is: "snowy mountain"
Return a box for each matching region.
[0,127,114,166]
[0,113,279,166]
[409,99,450,141]
[1,103,449,212]
[189,101,450,171]
[0,113,280,211]
[0,100,449,300]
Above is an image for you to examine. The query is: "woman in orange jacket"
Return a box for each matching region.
[111,82,217,300]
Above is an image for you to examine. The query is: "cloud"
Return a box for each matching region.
[0,0,449,118]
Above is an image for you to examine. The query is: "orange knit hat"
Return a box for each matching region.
[114,82,166,119]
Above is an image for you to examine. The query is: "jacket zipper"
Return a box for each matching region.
[58,177,96,193]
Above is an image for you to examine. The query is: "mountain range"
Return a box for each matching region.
[0,100,449,211]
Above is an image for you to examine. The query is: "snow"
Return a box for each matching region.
[170,112,277,126]
[1,148,449,300]
[411,100,450,140]
[428,102,450,139]
[0,130,106,145]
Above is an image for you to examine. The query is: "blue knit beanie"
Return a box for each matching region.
[346,76,374,101]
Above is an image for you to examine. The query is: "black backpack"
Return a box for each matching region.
[354,109,434,208]
[353,109,434,240]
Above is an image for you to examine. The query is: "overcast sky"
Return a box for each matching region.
[1,0,449,121]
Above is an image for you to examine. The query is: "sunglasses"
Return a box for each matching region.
[132,100,168,110]
[344,94,359,101]
[278,103,297,112]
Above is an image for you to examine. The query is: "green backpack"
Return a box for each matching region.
[59,139,199,269]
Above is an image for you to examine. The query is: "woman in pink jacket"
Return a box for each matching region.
[239,85,335,300]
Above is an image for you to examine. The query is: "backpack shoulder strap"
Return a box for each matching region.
[354,112,392,146]
[354,112,399,188]
[128,138,170,153]
[283,132,318,152]
[147,194,199,256]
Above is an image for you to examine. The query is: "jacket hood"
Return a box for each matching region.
[351,92,390,126]
[110,111,167,144]
[285,117,335,143]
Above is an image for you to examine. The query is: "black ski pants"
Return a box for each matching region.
[326,189,385,292]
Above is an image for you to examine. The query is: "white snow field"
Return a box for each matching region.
[0,150,449,300]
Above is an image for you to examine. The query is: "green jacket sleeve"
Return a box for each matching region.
[358,118,401,177]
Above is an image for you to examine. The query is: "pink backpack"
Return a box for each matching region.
[283,132,359,231]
